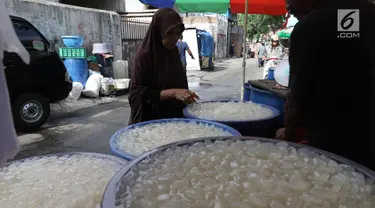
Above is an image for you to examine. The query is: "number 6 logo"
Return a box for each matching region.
[338,9,360,32]
[341,11,356,30]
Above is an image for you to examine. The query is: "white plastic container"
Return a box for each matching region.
[114,78,130,90]
[112,60,128,79]
[100,78,110,95]
[92,43,111,54]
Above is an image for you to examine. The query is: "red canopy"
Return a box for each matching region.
[230,0,287,15]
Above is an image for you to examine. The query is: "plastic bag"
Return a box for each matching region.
[67,82,83,101]
[274,58,290,87]
[82,73,103,98]
[263,59,280,79]
[263,61,271,79]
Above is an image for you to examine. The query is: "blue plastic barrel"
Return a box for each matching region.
[243,82,251,101]
[109,118,241,160]
[249,85,285,128]
[267,68,275,80]
[64,59,89,86]
[61,36,84,47]
[183,100,280,137]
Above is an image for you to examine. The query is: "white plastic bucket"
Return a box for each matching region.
[114,78,130,89]
[112,60,128,79]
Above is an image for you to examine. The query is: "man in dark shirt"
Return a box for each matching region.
[283,0,375,169]
[176,35,194,70]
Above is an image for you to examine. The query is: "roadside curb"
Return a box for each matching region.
[50,96,128,115]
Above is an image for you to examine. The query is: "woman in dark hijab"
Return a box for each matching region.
[128,8,199,125]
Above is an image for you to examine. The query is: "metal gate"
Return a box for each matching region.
[119,10,155,77]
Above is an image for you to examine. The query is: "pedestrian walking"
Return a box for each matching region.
[176,35,194,71]
[128,8,199,125]
[277,0,375,169]
[257,42,266,67]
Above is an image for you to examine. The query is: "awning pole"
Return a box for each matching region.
[242,0,248,84]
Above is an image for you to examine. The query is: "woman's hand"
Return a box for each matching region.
[160,89,199,104]
[275,128,286,140]
[173,89,199,104]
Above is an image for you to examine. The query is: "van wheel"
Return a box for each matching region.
[12,93,50,132]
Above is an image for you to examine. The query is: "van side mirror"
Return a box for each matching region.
[48,43,55,52]
[48,38,58,52]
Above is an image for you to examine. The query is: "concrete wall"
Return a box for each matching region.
[61,0,125,12]
[230,25,244,58]
[183,15,228,60]
[215,14,228,59]
[6,0,122,60]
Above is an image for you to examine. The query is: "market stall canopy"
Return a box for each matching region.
[141,0,287,15]
[230,0,287,15]
[176,0,229,13]
[140,0,175,8]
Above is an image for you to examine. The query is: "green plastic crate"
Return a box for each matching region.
[59,47,87,59]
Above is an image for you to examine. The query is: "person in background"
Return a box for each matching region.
[263,35,285,60]
[128,8,199,125]
[277,0,375,169]
[176,35,194,71]
[87,56,101,74]
[284,48,289,59]
[230,41,235,57]
[0,0,30,164]
[94,53,113,77]
[257,42,266,67]
[247,45,251,58]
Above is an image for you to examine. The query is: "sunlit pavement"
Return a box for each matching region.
[16,58,262,159]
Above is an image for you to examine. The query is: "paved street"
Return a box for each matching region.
[16,58,263,159]
[188,57,263,100]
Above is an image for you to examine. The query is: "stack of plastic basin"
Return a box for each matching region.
[183,100,280,137]
[62,36,88,87]
[101,136,375,208]
[109,118,241,161]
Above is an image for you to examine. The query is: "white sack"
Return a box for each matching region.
[67,82,83,101]
[82,73,103,98]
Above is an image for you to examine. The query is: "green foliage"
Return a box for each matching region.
[238,14,285,41]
